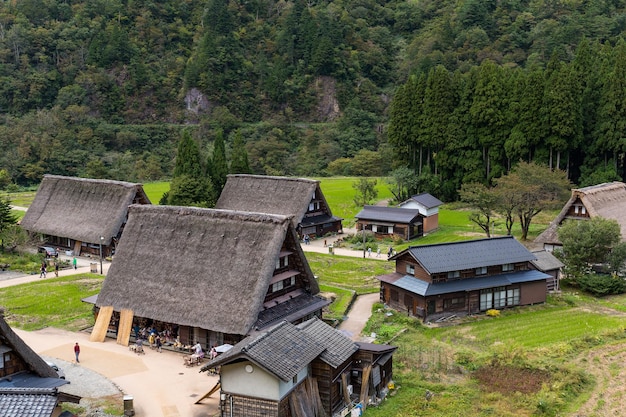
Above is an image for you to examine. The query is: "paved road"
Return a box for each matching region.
[338,293,380,342]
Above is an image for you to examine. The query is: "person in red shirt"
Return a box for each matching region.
[74,342,80,363]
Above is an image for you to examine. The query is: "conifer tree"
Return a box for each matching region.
[211,129,228,195]
[173,129,203,178]
[230,131,251,174]
[0,197,17,251]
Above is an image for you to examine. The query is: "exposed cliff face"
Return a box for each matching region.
[315,76,341,122]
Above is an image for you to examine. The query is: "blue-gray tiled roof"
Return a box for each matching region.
[201,321,325,381]
[355,206,422,223]
[409,193,443,209]
[392,270,550,296]
[297,317,358,368]
[407,236,535,274]
[0,388,58,417]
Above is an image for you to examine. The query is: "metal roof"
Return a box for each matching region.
[391,270,550,296]
[407,193,443,209]
[355,206,422,223]
[407,236,536,274]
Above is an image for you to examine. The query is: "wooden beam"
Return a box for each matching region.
[195,382,221,404]
[116,308,133,346]
[90,306,113,342]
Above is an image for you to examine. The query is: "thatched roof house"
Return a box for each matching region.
[216,174,343,238]
[20,175,151,256]
[0,309,75,416]
[534,182,626,251]
[93,205,328,347]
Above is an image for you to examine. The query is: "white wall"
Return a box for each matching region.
[221,362,281,400]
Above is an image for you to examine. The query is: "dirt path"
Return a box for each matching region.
[338,293,380,341]
[572,343,626,417]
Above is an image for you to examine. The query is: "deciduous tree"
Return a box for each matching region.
[497,162,570,240]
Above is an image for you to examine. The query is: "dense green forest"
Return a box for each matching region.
[1,0,626,199]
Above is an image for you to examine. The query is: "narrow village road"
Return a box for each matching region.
[338,293,380,342]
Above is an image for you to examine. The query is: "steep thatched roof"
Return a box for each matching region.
[0,310,58,379]
[534,182,626,247]
[96,205,320,336]
[20,175,151,245]
[216,175,324,227]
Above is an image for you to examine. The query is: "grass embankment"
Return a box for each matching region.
[0,274,103,331]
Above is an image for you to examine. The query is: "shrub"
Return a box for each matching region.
[575,273,626,296]
[486,309,500,317]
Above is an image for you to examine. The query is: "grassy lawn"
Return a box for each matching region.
[306,252,393,294]
[0,274,103,331]
[319,284,355,322]
[314,177,394,226]
[142,181,170,204]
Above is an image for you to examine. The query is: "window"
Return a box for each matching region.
[309,203,315,211]
[447,271,460,279]
[272,281,284,292]
[582,206,586,214]
[275,256,288,269]
[475,266,487,275]
[387,226,394,234]
[283,276,296,288]
[502,263,514,272]
[574,205,579,214]
[444,297,465,309]
[493,286,506,308]
[507,288,520,305]
[372,225,378,233]
[406,264,415,275]
[480,290,492,310]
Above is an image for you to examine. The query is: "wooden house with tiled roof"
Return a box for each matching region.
[398,192,443,233]
[91,205,329,350]
[377,236,550,322]
[0,310,77,416]
[355,206,423,240]
[201,318,396,417]
[216,174,343,239]
[534,182,626,251]
[20,175,151,257]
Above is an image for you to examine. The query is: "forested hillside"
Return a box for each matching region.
[1,0,626,195]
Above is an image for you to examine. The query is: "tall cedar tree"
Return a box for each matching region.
[230,131,251,174]
[0,197,17,251]
[173,130,203,178]
[211,129,228,196]
[595,38,626,176]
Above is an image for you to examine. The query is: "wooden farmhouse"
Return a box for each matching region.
[398,192,443,233]
[200,318,396,417]
[534,181,626,251]
[90,205,329,350]
[530,250,564,292]
[0,309,78,416]
[355,206,423,241]
[216,174,343,239]
[20,174,151,257]
[376,236,550,322]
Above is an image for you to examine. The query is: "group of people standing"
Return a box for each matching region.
[39,261,59,278]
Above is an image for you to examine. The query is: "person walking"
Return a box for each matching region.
[54,262,59,277]
[367,247,372,257]
[72,257,77,270]
[156,334,162,353]
[39,263,47,278]
[74,342,80,363]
